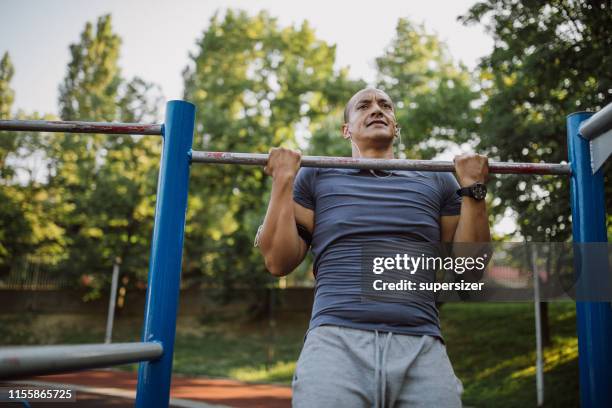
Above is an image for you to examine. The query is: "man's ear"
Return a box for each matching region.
[342,123,350,140]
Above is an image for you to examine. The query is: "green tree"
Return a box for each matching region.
[50,15,163,296]
[304,70,365,157]
[462,0,612,347]
[51,14,124,291]
[308,19,478,160]
[1,17,175,295]
[461,0,612,241]
[376,19,480,159]
[0,53,66,277]
[182,10,357,301]
[0,51,23,272]
[58,15,121,121]
[0,52,14,120]
[0,51,16,180]
[306,113,352,157]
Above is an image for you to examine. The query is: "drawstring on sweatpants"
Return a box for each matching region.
[374,330,393,408]
[374,332,429,408]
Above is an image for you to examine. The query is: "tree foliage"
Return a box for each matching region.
[0,53,28,272]
[0,16,164,297]
[182,10,358,295]
[0,52,14,120]
[461,0,612,240]
[0,52,68,277]
[58,16,122,121]
[0,51,16,180]
[376,19,480,159]
[53,15,164,296]
[306,19,477,160]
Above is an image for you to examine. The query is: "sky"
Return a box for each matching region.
[0,0,494,116]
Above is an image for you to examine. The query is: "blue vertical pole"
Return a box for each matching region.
[136,100,195,407]
[567,112,612,408]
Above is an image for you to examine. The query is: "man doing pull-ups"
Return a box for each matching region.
[258,87,490,408]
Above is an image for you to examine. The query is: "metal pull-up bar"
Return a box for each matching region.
[0,120,571,175]
[0,342,163,379]
[190,150,571,175]
[0,119,162,135]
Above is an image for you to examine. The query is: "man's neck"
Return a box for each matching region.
[351,145,394,159]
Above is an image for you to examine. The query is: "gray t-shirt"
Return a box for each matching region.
[293,167,462,339]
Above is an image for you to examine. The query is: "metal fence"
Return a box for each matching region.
[0,257,71,290]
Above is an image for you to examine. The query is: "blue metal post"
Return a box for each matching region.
[567,112,612,408]
[136,100,195,407]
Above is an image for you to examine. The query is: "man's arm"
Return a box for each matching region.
[440,154,491,283]
[258,148,314,277]
[444,153,491,243]
[447,199,490,243]
[440,215,460,242]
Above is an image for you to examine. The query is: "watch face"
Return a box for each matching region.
[472,184,487,200]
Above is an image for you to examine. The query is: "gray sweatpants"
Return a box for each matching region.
[292,325,463,408]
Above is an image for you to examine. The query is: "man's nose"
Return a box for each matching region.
[370,104,384,116]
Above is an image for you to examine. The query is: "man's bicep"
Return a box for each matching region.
[440,215,460,242]
[294,202,314,233]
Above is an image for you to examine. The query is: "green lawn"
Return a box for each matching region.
[0,302,578,407]
[442,302,578,408]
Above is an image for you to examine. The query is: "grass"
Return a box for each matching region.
[0,302,578,406]
[442,302,578,407]
[170,318,308,383]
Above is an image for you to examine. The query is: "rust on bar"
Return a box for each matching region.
[0,120,162,135]
[190,150,571,176]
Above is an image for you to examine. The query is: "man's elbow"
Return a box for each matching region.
[264,256,293,277]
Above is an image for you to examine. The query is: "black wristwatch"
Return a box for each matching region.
[456,183,487,201]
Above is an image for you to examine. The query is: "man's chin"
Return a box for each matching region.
[364,131,394,142]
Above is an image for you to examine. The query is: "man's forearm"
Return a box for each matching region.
[258,174,304,276]
[452,198,491,282]
[454,198,491,243]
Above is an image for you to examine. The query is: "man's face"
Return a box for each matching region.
[343,88,397,142]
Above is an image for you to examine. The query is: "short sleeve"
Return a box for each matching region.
[293,167,316,210]
[437,172,462,216]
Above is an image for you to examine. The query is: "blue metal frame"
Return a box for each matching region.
[567,112,612,408]
[135,100,195,407]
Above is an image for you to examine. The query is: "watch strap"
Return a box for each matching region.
[456,182,487,200]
